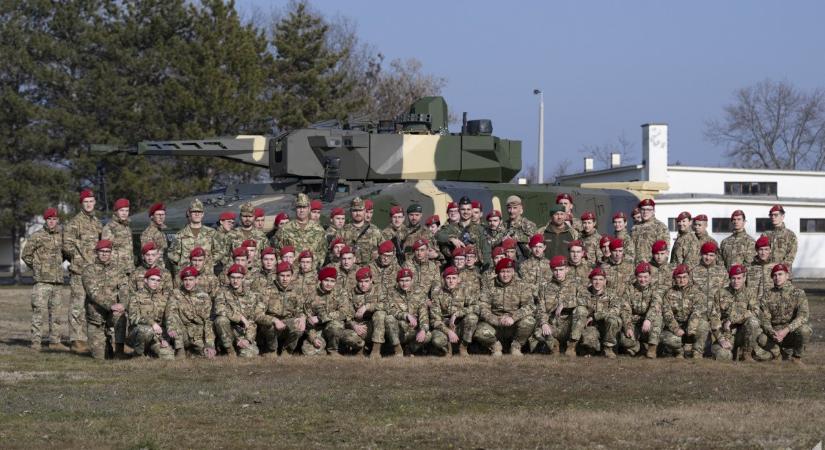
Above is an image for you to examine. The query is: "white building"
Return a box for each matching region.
[557,124,825,278]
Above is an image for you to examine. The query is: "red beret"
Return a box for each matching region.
[529,234,544,248]
[261,247,276,257]
[771,264,788,275]
[676,211,692,221]
[189,247,205,258]
[179,266,199,280]
[700,242,717,254]
[390,206,403,216]
[471,200,482,209]
[318,266,337,280]
[254,207,265,218]
[556,193,573,204]
[599,235,613,247]
[141,242,156,255]
[549,255,567,269]
[412,239,428,250]
[464,245,477,256]
[672,264,690,277]
[638,198,655,208]
[426,215,441,226]
[397,267,414,280]
[274,212,289,227]
[144,267,162,279]
[95,239,112,251]
[609,238,624,251]
[446,201,458,211]
[329,237,344,248]
[356,266,372,281]
[652,240,668,253]
[612,211,627,221]
[567,239,584,249]
[310,199,323,211]
[442,266,458,277]
[232,247,246,258]
[632,207,641,215]
[451,247,466,258]
[219,211,236,221]
[769,204,784,214]
[339,245,354,256]
[227,264,246,276]
[580,211,596,221]
[378,240,395,254]
[755,234,770,249]
[694,214,708,222]
[298,250,313,260]
[501,238,517,250]
[241,239,257,248]
[148,203,165,216]
[276,261,293,274]
[364,199,374,211]
[495,258,515,273]
[43,208,58,219]
[486,210,502,220]
[79,189,94,202]
[728,264,747,277]
[113,198,130,211]
[731,209,745,220]
[330,207,345,218]
[589,267,606,279]
[280,245,295,255]
[635,262,651,275]
[491,246,505,258]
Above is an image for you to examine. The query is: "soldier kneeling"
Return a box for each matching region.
[430,266,479,356]
[127,268,175,360]
[214,264,262,358]
[166,266,216,359]
[660,265,710,359]
[757,264,811,364]
[616,262,663,358]
[709,265,761,361]
[386,268,431,356]
[256,262,304,358]
[311,266,365,356]
[475,258,536,356]
[531,256,580,355]
[567,267,622,358]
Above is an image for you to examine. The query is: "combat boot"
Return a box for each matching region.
[369,349,382,359]
[225,349,237,359]
[645,344,658,359]
[510,345,523,357]
[49,342,70,352]
[491,341,503,357]
[175,348,187,359]
[547,338,559,355]
[673,348,684,359]
[790,356,805,366]
[564,340,577,357]
[71,340,89,354]
[603,346,617,359]
[391,344,403,357]
[31,342,42,352]
[457,344,469,357]
[739,347,753,362]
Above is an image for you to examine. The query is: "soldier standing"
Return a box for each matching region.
[127,268,175,360]
[671,211,700,266]
[690,242,728,310]
[101,198,135,276]
[430,266,479,356]
[340,197,383,266]
[381,205,408,262]
[168,199,216,275]
[720,210,756,270]
[567,267,623,358]
[369,240,401,297]
[253,207,266,231]
[475,258,536,356]
[538,204,578,259]
[601,238,635,297]
[470,200,483,225]
[531,256,582,355]
[213,264,263,358]
[631,198,670,263]
[519,234,551,287]
[276,193,327,264]
[504,195,537,259]
[140,202,168,267]
[22,208,67,351]
[63,189,102,353]
[660,265,711,359]
[612,211,635,263]
[598,235,612,265]
[403,239,440,296]
[325,207,347,242]
[556,193,582,232]
[617,262,663,358]
[692,214,718,251]
[758,264,811,364]
[309,199,323,223]
[167,266,216,358]
[227,202,267,255]
[579,212,602,263]
[709,265,761,361]
[386,268,430,356]
[256,262,304,357]
[766,204,797,271]
[485,210,507,250]
[437,197,491,266]
[82,240,129,359]
[213,211,236,271]
[351,267,391,359]
[748,235,777,299]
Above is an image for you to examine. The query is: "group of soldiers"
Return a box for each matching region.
[22,188,810,363]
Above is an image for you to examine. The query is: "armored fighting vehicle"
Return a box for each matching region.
[92,96,640,238]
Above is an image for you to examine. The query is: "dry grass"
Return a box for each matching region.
[1,285,824,449]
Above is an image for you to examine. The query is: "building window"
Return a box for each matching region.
[712,218,731,233]
[724,182,777,196]
[755,218,772,233]
[667,218,676,232]
[800,218,825,233]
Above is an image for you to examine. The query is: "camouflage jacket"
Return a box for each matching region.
[766,224,797,269]
[747,259,777,299]
[567,261,593,289]
[258,280,301,325]
[580,229,602,265]
[293,270,318,300]
[339,221,383,266]
[369,259,401,297]
[167,287,214,348]
[430,285,477,332]
[402,223,435,256]
[276,220,327,265]
[695,231,718,252]
[519,255,551,288]
[214,285,264,330]
[537,223,579,260]
[227,227,268,255]
[631,219,670,263]
[63,211,102,275]
[537,277,581,326]
[140,222,168,259]
[211,228,233,270]
[480,278,535,325]
[690,263,728,309]
[336,266,359,293]
[614,229,635,263]
[128,288,171,328]
[760,283,809,334]
[576,286,621,323]
[101,216,135,274]
[437,221,491,266]
[310,285,355,325]
[459,267,483,300]
[620,282,662,329]
[169,224,217,271]
[350,285,387,316]
[710,285,759,341]
[130,263,173,294]
[402,258,440,296]
[671,230,700,267]
[485,226,508,252]
[662,283,708,334]
[387,286,430,331]
[602,258,635,297]
[381,223,408,245]
[505,216,538,245]
[22,226,64,284]
[649,262,675,297]
[249,269,277,293]
[720,230,756,270]
[82,259,129,325]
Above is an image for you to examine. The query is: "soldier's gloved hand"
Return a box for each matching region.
[295,317,306,333]
[353,323,367,337]
[641,320,652,333]
[273,318,286,331]
[203,347,216,359]
[159,339,169,348]
[167,330,177,339]
[110,303,125,314]
[415,329,427,343]
[237,339,250,349]
[676,328,685,337]
[625,328,634,339]
[447,329,459,344]
[723,320,731,332]
[406,314,418,328]
[313,338,323,349]
[355,305,367,320]
[719,338,732,350]
[308,315,319,326]
[541,324,553,337]
[152,323,163,335]
[500,316,514,326]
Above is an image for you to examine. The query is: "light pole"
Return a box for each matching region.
[533,89,544,184]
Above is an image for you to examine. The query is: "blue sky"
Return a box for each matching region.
[236,0,825,178]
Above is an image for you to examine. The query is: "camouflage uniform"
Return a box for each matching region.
[193,270,220,299]
[369,259,400,297]
[475,279,536,352]
[213,285,264,357]
[22,225,65,347]
[504,216,537,260]
[335,267,359,298]
[671,229,700,267]
[386,286,431,353]
[602,259,635,297]
[167,286,215,356]
[63,211,102,343]
[485,226,508,252]
[293,269,318,299]
[459,267,483,300]
[381,223,408,253]
[82,258,129,359]
[719,230,756,270]
[614,229,635,264]
[631,219,670,263]
[570,286,622,354]
[690,262,728,311]
[695,231,718,252]
[747,258,777,299]
[256,280,304,355]
[127,288,175,359]
[140,222,169,269]
[531,277,582,353]
[168,224,217,275]
[537,223,579,260]
[437,221,491,266]
[766,223,797,271]
[312,287,364,354]
[341,222,383,267]
[101,216,135,275]
[120,263,173,346]
[567,261,593,288]
[617,282,663,355]
[349,284,390,348]
[402,223,435,257]
[276,220,327,266]
[580,229,602,265]
[709,285,761,360]
[660,283,711,357]
[649,262,675,297]
[759,282,811,360]
[402,258,440,296]
[429,285,479,354]
[519,255,551,288]
[212,227,233,271]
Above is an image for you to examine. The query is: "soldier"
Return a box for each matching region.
[748,235,777,299]
[631,198,670,263]
[720,210,756,270]
[456,247,482,300]
[437,197,491,267]
[269,212,289,249]
[425,214,441,237]
[402,239,440,296]
[579,211,602,263]
[364,199,375,224]
[311,265,364,356]
[250,247,278,293]
[386,267,430,356]
[275,193,327,265]
[242,239,261,271]
[671,211,700,266]
[326,237,345,267]
[650,240,674,296]
[766,204,797,271]
[692,214,718,250]
[256,261,304,357]
[538,204,578,259]
[485,210,507,251]
[101,198,135,275]
[336,246,359,292]
[140,202,168,266]
[325,207,347,242]
[471,200,483,225]
[475,258,536,356]
[556,193,582,232]
[430,266,478,356]
[309,199,323,223]
[187,247,219,297]
[598,235,612,265]
[254,207,266,231]
[167,266,216,358]
[227,202,267,255]
[82,240,129,360]
[532,256,581,355]
[402,203,426,255]
[631,207,642,227]
[566,240,592,287]
[63,189,102,353]
[602,238,635,297]
[504,195,537,259]
[382,205,408,262]
[444,201,460,226]
[370,240,401,297]
[660,264,711,359]
[168,199,216,275]
[612,211,635,263]
[294,251,318,299]
[709,265,761,361]
[351,267,391,358]
[292,266,335,356]
[617,262,663,358]
[22,208,67,351]
[567,267,622,358]
[127,268,175,359]
[758,264,811,364]
[690,242,728,310]
[213,211,236,271]
[519,234,551,287]
[340,197,383,266]
[219,247,254,287]
[214,264,263,358]
[130,242,173,293]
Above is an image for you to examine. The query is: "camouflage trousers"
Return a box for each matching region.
[617,315,663,356]
[256,319,303,355]
[322,320,365,354]
[68,274,87,342]
[660,319,710,356]
[359,310,388,344]
[297,324,327,356]
[174,322,214,356]
[529,312,574,354]
[86,314,114,360]
[31,282,64,346]
[756,324,812,359]
[474,317,536,352]
[128,324,175,360]
[430,313,480,355]
[214,316,259,358]
[392,320,432,354]
[711,316,760,361]
[578,317,624,354]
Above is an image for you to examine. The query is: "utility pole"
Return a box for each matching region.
[533,89,544,183]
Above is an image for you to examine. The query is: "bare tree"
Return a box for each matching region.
[578,132,636,169]
[551,159,572,182]
[705,79,825,171]
[516,164,539,183]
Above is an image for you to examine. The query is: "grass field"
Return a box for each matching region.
[2,285,825,449]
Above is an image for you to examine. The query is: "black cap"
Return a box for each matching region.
[406,203,422,214]
[458,196,472,205]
